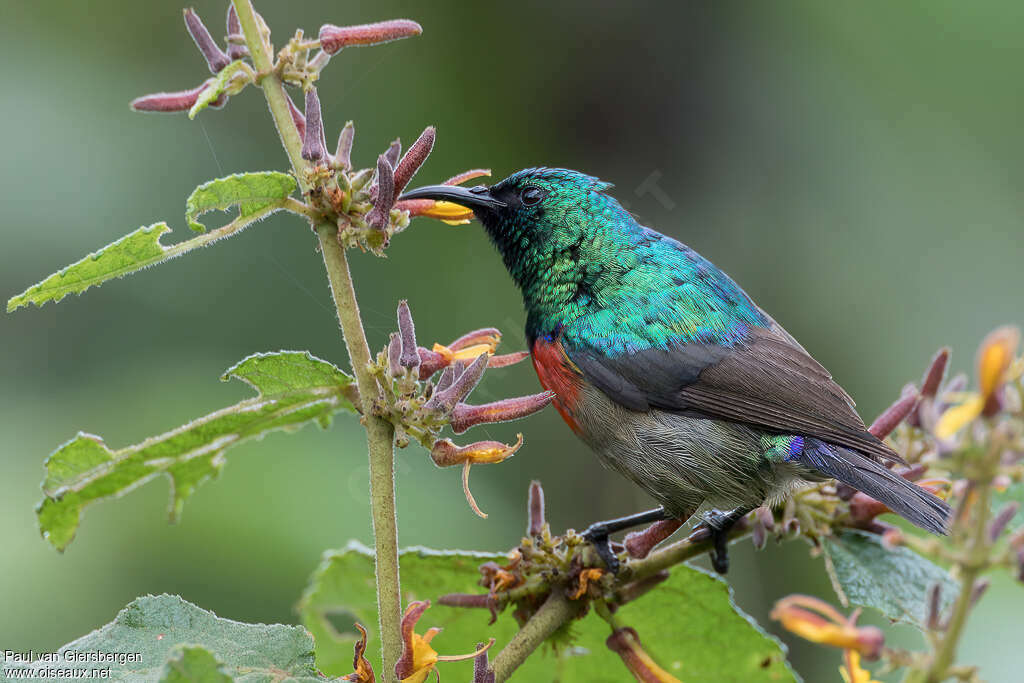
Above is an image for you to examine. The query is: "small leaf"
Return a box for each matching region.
[3,594,323,681]
[185,171,296,232]
[298,543,795,682]
[188,60,248,119]
[37,351,358,551]
[822,529,959,628]
[159,646,232,683]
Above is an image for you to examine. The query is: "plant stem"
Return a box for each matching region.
[317,224,403,681]
[233,2,403,678]
[924,447,995,683]
[490,590,583,682]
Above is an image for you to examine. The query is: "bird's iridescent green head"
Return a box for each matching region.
[401,167,764,345]
[400,168,631,322]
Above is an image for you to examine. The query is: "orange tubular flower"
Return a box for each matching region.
[935,325,1021,439]
[394,601,493,683]
[771,595,884,683]
[605,627,681,682]
[430,435,524,518]
[340,623,376,683]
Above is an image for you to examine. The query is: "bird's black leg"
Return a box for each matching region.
[702,506,754,575]
[581,507,670,573]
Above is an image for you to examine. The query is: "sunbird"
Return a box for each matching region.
[401,168,951,572]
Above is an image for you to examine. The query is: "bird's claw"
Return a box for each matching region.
[581,523,621,574]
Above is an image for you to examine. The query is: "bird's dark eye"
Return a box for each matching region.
[520,186,545,206]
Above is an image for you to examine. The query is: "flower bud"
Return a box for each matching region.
[450,391,555,434]
[473,642,495,683]
[527,480,545,536]
[387,332,403,378]
[301,88,326,162]
[131,85,206,113]
[417,348,447,379]
[868,391,918,439]
[340,623,375,683]
[425,353,488,413]
[366,154,395,230]
[393,126,436,196]
[184,8,231,74]
[988,502,1019,542]
[319,20,423,55]
[385,139,402,168]
[605,627,680,682]
[624,518,684,559]
[397,300,420,372]
[449,328,501,351]
[925,583,944,630]
[488,351,531,368]
[430,435,523,468]
[434,365,455,393]
[921,347,950,398]
[224,6,249,60]
[335,121,355,170]
[445,169,492,186]
[849,492,890,525]
[287,93,306,140]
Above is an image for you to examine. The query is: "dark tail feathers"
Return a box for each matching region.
[798,439,951,535]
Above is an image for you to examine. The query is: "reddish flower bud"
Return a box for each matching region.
[387,332,402,378]
[417,349,447,380]
[988,502,1019,542]
[438,592,494,609]
[868,391,918,439]
[430,435,523,468]
[286,93,306,140]
[131,85,206,113]
[487,351,531,368]
[849,492,890,525]
[527,480,546,536]
[397,300,420,372]
[445,169,492,186]
[335,121,355,170]
[969,578,989,609]
[319,20,423,55]
[393,126,435,196]
[385,139,402,168]
[184,8,231,74]
[426,353,488,413]
[225,5,248,60]
[606,627,680,682]
[926,583,944,630]
[450,391,555,434]
[624,518,684,559]
[301,88,326,162]
[473,642,495,683]
[435,365,455,393]
[921,348,951,398]
[366,154,395,230]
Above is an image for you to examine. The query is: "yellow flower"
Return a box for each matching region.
[935,326,1021,439]
[840,650,881,683]
[430,435,524,518]
[395,601,493,683]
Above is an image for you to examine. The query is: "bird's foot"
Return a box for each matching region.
[581,523,620,573]
[580,508,669,574]
[701,507,753,575]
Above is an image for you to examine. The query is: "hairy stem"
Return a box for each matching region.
[490,590,583,682]
[233,1,403,678]
[924,447,995,683]
[317,224,402,681]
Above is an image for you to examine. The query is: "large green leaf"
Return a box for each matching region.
[299,542,795,682]
[822,529,958,628]
[37,351,358,551]
[0,594,325,682]
[185,171,296,232]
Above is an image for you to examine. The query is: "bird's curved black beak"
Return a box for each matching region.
[398,184,507,213]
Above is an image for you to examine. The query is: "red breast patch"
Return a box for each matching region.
[531,336,584,435]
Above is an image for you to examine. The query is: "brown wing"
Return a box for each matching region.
[567,324,905,465]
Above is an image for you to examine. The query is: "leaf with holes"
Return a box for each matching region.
[185,171,296,232]
[37,351,358,551]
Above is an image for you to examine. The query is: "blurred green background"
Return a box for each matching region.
[2,1,1022,680]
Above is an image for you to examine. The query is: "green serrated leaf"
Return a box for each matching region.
[159,646,232,683]
[0,594,324,682]
[185,172,296,232]
[822,529,959,628]
[188,61,248,119]
[37,351,358,551]
[7,223,170,311]
[298,542,795,683]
